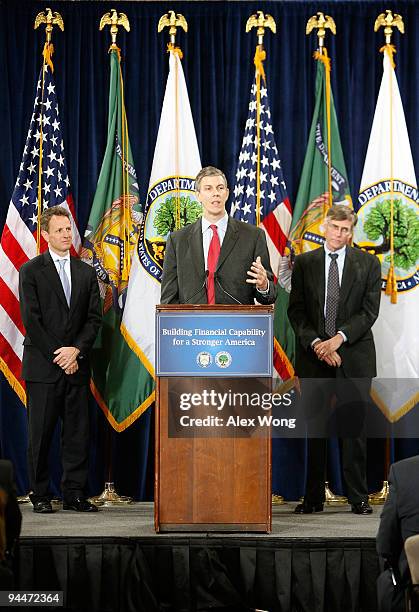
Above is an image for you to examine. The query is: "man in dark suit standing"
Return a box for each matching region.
[19,206,101,513]
[161,166,276,305]
[376,455,419,612]
[288,205,381,515]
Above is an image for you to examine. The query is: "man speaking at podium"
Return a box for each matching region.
[161,166,277,306]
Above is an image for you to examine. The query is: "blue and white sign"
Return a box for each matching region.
[156,311,273,377]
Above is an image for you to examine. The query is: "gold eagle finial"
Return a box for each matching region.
[246,11,276,45]
[99,9,130,48]
[306,12,336,50]
[34,8,64,43]
[158,11,188,45]
[374,10,404,44]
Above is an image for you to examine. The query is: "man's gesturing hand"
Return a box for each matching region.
[246,256,268,291]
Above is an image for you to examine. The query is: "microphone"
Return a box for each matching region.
[184,271,209,304]
[215,274,243,305]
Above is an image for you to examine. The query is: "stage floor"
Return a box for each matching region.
[20,500,381,539]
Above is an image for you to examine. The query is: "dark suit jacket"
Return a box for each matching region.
[287,245,381,378]
[19,250,101,385]
[376,456,419,611]
[160,217,277,305]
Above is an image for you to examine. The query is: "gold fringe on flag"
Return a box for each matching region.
[91,379,155,432]
[380,44,396,68]
[167,42,183,59]
[254,45,266,80]
[0,358,26,406]
[42,42,55,72]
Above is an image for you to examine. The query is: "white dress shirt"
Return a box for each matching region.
[201,213,228,270]
[201,214,269,295]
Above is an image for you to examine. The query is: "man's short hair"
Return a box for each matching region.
[40,206,70,232]
[195,166,228,192]
[326,205,358,228]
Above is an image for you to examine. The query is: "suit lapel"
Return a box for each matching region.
[69,257,81,314]
[216,218,239,271]
[339,246,356,305]
[41,250,69,309]
[311,247,326,309]
[189,219,206,276]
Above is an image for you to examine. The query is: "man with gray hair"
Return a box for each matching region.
[161,166,277,305]
[288,205,381,515]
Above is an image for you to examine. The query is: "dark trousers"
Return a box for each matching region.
[26,377,89,501]
[303,373,371,505]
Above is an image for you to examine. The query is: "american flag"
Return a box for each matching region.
[0,53,81,403]
[231,74,293,381]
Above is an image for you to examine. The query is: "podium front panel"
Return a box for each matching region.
[156,309,273,377]
[155,305,273,533]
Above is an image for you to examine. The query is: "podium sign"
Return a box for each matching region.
[156,310,273,376]
[155,304,273,533]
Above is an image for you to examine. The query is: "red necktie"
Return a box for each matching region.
[207,224,220,304]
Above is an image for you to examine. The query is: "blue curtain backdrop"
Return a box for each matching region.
[0,0,418,499]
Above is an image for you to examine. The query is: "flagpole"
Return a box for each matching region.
[245,12,288,506]
[368,10,405,506]
[17,8,67,506]
[89,10,134,507]
[305,14,347,507]
[306,12,336,212]
[34,9,64,253]
[245,12,275,228]
[374,10,404,304]
[158,11,188,230]
[119,53,131,281]
[16,9,65,505]
[99,9,131,282]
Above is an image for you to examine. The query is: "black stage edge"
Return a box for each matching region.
[18,535,380,612]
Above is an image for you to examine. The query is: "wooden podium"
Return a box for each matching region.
[155,304,272,533]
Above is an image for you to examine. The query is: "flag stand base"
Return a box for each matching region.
[17,495,31,504]
[368,480,389,505]
[325,481,348,505]
[89,482,132,506]
[272,494,285,505]
[299,482,348,505]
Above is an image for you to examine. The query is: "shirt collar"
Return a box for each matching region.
[324,243,346,258]
[49,247,70,262]
[202,213,228,234]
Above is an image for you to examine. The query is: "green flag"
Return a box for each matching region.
[81,48,154,431]
[287,49,352,262]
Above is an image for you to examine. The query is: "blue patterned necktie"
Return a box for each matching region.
[58,259,71,306]
[325,253,339,337]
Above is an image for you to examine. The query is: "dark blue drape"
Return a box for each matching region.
[1,0,418,499]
